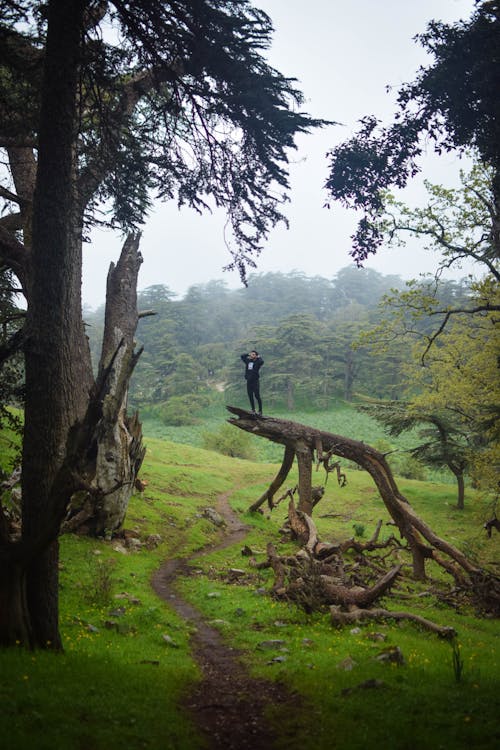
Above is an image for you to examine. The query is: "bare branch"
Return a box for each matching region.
[0,225,29,290]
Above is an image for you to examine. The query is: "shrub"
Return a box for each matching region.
[202,423,257,460]
[158,395,205,425]
[394,454,428,481]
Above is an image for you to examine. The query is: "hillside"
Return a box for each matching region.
[1,430,498,749]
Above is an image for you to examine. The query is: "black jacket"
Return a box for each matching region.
[241,354,264,380]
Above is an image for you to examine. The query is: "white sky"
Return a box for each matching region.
[83,0,477,310]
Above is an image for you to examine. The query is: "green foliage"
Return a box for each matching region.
[352,522,365,538]
[393,454,427,481]
[451,639,465,684]
[158,394,206,426]
[202,423,257,460]
[0,406,22,477]
[83,553,117,608]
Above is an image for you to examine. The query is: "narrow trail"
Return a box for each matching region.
[151,493,299,750]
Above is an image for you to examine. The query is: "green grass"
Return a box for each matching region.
[141,396,455,483]
[1,428,499,749]
[175,475,500,750]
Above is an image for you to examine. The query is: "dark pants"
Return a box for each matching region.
[246,378,262,413]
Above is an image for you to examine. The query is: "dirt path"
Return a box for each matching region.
[152,493,299,749]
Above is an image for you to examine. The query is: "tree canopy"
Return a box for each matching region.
[1,0,326,284]
[324,0,500,264]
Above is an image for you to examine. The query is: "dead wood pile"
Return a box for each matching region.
[248,496,457,637]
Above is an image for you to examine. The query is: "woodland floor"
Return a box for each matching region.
[151,492,301,750]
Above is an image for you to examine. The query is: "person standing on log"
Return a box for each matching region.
[241,350,264,415]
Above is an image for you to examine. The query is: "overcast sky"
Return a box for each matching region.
[83,0,477,310]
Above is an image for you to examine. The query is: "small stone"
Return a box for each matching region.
[112,544,128,555]
[144,534,162,550]
[162,634,180,648]
[202,508,226,527]
[125,538,143,550]
[207,591,221,598]
[337,656,357,671]
[375,646,405,665]
[267,655,288,664]
[257,639,286,650]
[114,592,141,605]
[302,638,314,647]
[366,632,387,642]
[86,623,99,633]
[108,607,126,617]
[350,627,362,635]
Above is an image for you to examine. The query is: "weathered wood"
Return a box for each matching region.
[330,605,457,639]
[295,438,313,515]
[248,445,294,512]
[63,234,146,536]
[288,498,310,545]
[226,406,483,583]
[320,565,402,607]
[339,534,401,555]
[267,542,286,593]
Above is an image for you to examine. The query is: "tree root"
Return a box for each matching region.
[330,605,457,639]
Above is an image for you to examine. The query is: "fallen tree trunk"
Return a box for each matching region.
[227,406,500,612]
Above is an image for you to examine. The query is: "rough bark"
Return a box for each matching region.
[453,469,465,511]
[9,0,88,650]
[0,3,150,646]
[287,497,312,547]
[266,542,286,593]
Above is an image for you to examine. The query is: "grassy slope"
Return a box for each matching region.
[0,426,499,749]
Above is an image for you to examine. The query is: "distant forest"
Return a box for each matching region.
[85,266,471,424]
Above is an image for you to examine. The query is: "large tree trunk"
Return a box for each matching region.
[0,2,148,647]
[17,0,88,649]
[344,349,355,402]
[451,466,465,510]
